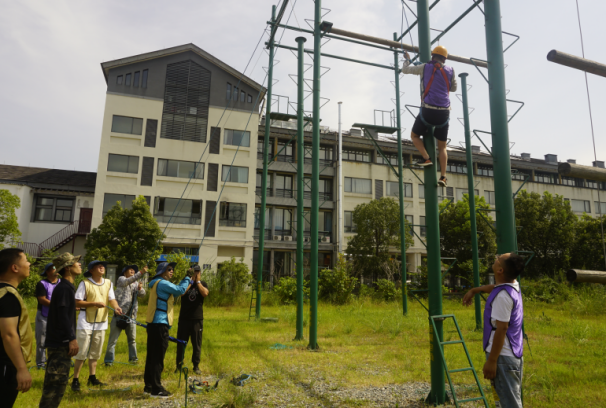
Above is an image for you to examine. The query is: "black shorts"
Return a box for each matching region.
[411,108,450,142]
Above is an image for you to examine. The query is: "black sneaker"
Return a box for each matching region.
[88,376,106,386]
[104,362,113,367]
[415,157,433,167]
[71,378,81,392]
[151,389,172,398]
[193,366,202,375]
[143,385,152,395]
[438,176,447,187]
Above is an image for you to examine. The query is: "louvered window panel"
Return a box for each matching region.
[209,127,221,154]
[204,201,217,237]
[160,60,211,143]
[207,163,219,192]
[144,119,158,147]
[375,179,383,199]
[141,157,154,186]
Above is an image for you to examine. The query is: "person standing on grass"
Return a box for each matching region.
[144,262,191,398]
[103,265,148,366]
[462,253,525,408]
[0,248,33,408]
[175,265,209,374]
[72,260,122,392]
[34,262,61,369]
[39,253,82,408]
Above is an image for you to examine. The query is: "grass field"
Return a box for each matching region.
[14,294,606,407]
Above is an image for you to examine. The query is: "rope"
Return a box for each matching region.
[574,0,606,270]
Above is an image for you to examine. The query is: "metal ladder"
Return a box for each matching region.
[248,284,257,320]
[430,314,489,408]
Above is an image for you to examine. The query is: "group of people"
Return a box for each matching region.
[0,249,209,407]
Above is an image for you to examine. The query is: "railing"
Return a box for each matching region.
[254,229,272,240]
[303,191,333,201]
[255,187,273,197]
[304,157,334,167]
[154,215,202,225]
[275,189,294,198]
[219,219,246,228]
[18,219,91,257]
[16,242,43,257]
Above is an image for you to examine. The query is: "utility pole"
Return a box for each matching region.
[295,36,306,341]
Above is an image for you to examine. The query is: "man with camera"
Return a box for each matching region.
[175,265,208,375]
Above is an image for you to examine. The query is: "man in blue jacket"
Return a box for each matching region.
[143,262,190,398]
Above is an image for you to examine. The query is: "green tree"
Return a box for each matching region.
[318,253,358,304]
[346,197,414,281]
[217,257,250,295]
[165,251,193,284]
[514,191,577,278]
[0,189,22,249]
[571,214,606,271]
[84,196,164,271]
[439,195,496,286]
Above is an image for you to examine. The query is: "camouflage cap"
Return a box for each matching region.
[53,252,82,273]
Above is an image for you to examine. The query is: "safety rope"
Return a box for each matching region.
[574,0,606,270]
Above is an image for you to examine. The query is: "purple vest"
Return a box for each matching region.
[422,62,454,108]
[40,279,60,318]
[483,284,524,358]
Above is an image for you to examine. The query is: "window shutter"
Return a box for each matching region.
[209,127,221,154]
[375,179,383,199]
[207,163,219,191]
[204,201,217,237]
[144,196,151,207]
[144,119,158,147]
[446,187,454,198]
[141,157,154,186]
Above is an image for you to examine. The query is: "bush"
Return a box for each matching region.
[318,254,358,305]
[523,275,574,303]
[216,257,250,295]
[18,250,58,298]
[272,276,310,305]
[374,279,397,302]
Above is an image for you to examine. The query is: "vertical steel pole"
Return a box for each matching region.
[484,0,516,254]
[308,0,321,350]
[256,5,276,320]
[295,36,306,341]
[416,0,445,404]
[460,73,482,330]
[393,33,408,316]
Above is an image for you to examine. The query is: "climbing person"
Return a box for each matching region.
[103,265,148,366]
[72,260,122,392]
[144,262,191,398]
[34,262,61,369]
[0,248,33,408]
[462,253,525,408]
[401,45,457,187]
[175,265,209,375]
[39,252,82,408]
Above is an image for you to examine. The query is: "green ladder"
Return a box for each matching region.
[430,314,489,408]
[248,284,257,320]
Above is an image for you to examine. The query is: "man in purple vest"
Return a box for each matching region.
[462,253,525,407]
[401,45,457,187]
[34,263,61,369]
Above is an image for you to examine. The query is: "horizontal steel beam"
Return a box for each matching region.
[558,162,606,182]
[547,50,606,78]
[567,269,606,284]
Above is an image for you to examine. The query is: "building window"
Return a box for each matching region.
[342,149,371,163]
[386,181,412,198]
[305,211,332,234]
[377,154,410,166]
[247,94,253,103]
[304,145,333,165]
[420,216,427,237]
[586,180,598,189]
[219,202,247,227]
[34,196,74,222]
[276,174,293,198]
[154,197,202,225]
[141,69,148,88]
[273,208,293,233]
[511,169,530,181]
[224,129,251,147]
[157,159,203,179]
[116,75,123,85]
[456,188,479,202]
[163,246,199,256]
[133,71,140,87]
[107,154,139,174]
[442,186,454,200]
[405,215,413,229]
[125,73,132,86]
[226,83,231,100]
[304,178,333,200]
[447,161,467,174]
[277,141,294,162]
[240,90,246,102]
[233,86,239,100]
[222,166,249,183]
[111,115,143,135]
[254,207,271,231]
[568,199,590,213]
[344,177,371,194]
[418,184,425,199]
[257,138,274,160]
[256,172,273,196]
[595,202,606,214]
[477,165,493,177]
[535,172,557,184]
[103,193,135,217]
[484,191,495,205]
[344,211,357,232]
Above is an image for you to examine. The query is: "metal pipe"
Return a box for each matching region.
[567,269,606,284]
[558,162,606,182]
[308,0,321,351]
[460,73,482,330]
[295,36,306,341]
[547,50,606,79]
[271,43,393,70]
[393,32,408,316]
[338,102,343,254]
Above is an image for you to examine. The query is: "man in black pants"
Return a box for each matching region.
[176,265,209,374]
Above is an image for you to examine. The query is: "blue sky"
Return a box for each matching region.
[1,0,604,172]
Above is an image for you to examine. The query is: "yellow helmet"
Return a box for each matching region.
[432,45,448,58]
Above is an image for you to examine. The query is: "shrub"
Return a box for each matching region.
[523,275,574,303]
[216,257,251,295]
[272,276,310,305]
[318,254,358,305]
[374,279,397,302]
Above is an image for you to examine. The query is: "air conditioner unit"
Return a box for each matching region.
[273,235,282,241]
[321,236,331,243]
[283,236,293,241]
[304,236,311,243]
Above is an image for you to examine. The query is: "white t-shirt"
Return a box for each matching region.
[485,281,519,358]
[75,277,116,331]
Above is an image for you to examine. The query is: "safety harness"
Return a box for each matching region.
[423,61,451,99]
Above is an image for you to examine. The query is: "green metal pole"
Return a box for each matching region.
[393,33,408,316]
[484,0,516,254]
[416,0,445,404]
[295,36,306,341]
[256,5,276,320]
[460,73,482,331]
[308,0,321,350]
